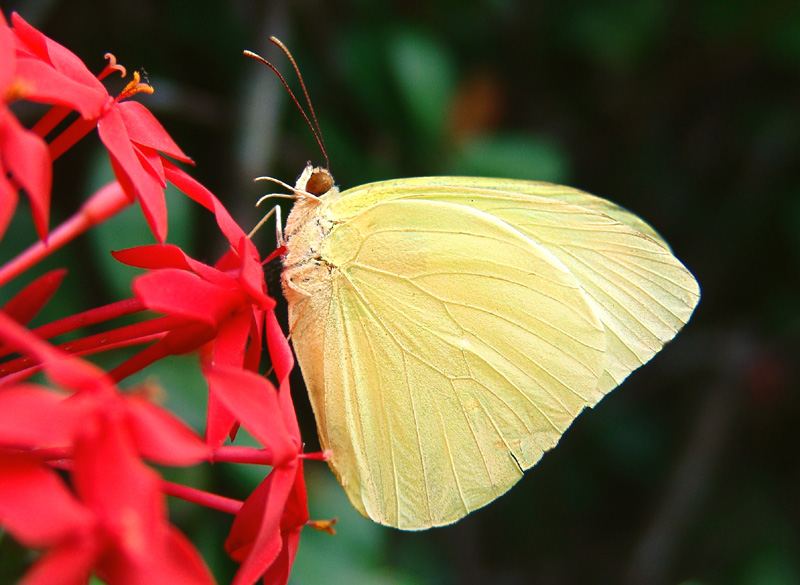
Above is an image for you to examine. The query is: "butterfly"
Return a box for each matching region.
[279,163,700,530]
[247,38,700,530]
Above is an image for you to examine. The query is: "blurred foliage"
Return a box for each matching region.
[1,0,800,584]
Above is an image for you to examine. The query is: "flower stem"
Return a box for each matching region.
[161,479,243,514]
[31,105,73,139]
[48,116,99,162]
[212,446,278,466]
[0,182,131,287]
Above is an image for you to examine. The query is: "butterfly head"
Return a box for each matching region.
[295,162,335,199]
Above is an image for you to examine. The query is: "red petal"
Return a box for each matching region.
[205,388,237,450]
[236,237,273,309]
[13,56,108,119]
[266,310,294,384]
[281,459,309,530]
[0,106,52,239]
[125,396,211,465]
[113,243,195,270]
[0,452,93,546]
[117,101,192,163]
[203,366,297,465]
[266,310,301,442]
[144,527,216,585]
[99,108,167,242]
[203,312,256,447]
[133,269,245,325]
[211,310,252,367]
[113,244,233,286]
[11,13,109,118]
[242,309,264,373]
[0,172,19,240]
[135,144,167,188]
[260,530,301,585]
[72,415,164,548]
[0,385,75,447]
[18,536,98,585]
[0,268,66,325]
[226,463,297,585]
[0,11,15,91]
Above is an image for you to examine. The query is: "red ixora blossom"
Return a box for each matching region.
[4,11,193,243]
[1,8,317,584]
[112,166,310,585]
[224,312,310,585]
[0,312,214,585]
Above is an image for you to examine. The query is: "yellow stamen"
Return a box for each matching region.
[307,518,338,535]
[116,71,153,101]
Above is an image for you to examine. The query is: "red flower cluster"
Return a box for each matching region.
[0,9,314,585]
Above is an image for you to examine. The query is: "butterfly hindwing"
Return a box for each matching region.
[294,197,606,529]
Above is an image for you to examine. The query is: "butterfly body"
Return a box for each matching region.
[281,164,700,530]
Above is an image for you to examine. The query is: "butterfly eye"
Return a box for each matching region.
[306,168,334,196]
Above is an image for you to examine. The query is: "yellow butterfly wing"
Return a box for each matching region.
[324,177,700,394]
[285,195,607,529]
[283,173,700,530]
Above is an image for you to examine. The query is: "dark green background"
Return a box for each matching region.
[2,1,799,584]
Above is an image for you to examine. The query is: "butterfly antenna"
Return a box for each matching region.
[267,36,329,170]
[243,40,329,170]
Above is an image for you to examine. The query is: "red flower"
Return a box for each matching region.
[0,11,51,240]
[0,312,214,585]
[10,12,108,117]
[112,171,309,584]
[223,311,308,585]
[1,11,313,583]
[7,12,193,243]
[113,166,280,448]
[97,99,193,243]
[0,451,94,548]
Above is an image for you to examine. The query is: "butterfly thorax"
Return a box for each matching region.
[281,165,339,305]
